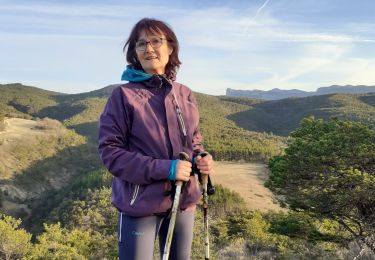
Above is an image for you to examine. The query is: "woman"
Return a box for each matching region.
[98,18,213,260]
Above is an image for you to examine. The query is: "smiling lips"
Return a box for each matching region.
[145,56,158,60]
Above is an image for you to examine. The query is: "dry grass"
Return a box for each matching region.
[0,118,58,180]
[0,117,86,219]
[213,161,285,212]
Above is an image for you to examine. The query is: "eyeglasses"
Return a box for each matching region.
[135,37,167,51]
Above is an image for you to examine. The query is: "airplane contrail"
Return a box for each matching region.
[243,0,271,34]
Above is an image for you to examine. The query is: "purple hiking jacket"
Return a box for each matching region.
[98,76,204,217]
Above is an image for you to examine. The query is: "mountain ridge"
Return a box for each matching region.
[227,85,375,100]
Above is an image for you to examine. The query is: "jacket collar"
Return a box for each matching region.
[121,65,173,88]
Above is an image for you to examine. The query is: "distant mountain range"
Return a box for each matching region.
[226,85,375,100]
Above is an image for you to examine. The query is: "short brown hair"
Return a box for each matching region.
[123,18,182,80]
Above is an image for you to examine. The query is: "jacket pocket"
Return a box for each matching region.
[180,176,202,209]
[122,181,172,217]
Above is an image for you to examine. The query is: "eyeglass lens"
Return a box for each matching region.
[136,38,163,51]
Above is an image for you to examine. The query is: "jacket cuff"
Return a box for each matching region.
[168,159,178,181]
[152,159,173,181]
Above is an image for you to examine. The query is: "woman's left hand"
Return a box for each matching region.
[196,154,214,175]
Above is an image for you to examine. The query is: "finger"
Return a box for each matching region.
[180,165,192,173]
[197,156,213,165]
[177,162,191,171]
[197,162,213,170]
[197,167,213,173]
[179,167,190,174]
[176,171,190,181]
[202,156,213,165]
[177,166,191,175]
[180,174,190,181]
[180,161,192,167]
[197,161,213,169]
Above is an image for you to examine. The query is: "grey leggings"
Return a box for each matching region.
[118,211,195,260]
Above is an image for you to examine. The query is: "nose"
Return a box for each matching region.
[145,42,155,52]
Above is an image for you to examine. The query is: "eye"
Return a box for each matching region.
[150,38,162,45]
[136,41,146,49]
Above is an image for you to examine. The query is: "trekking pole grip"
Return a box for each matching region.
[199,152,209,184]
[177,152,190,186]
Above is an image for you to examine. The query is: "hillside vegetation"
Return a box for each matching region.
[0,118,84,179]
[194,93,285,161]
[2,180,370,259]
[267,116,375,254]
[0,117,101,220]
[228,93,375,136]
[0,83,60,119]
[227,84,375,100]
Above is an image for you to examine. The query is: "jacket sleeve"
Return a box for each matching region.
[188,91,204,156]
[98,87,170,185]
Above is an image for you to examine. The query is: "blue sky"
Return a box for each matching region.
[1,0,374,95]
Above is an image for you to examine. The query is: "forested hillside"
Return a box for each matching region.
[0,117,100,221]
[0,84,55,120]
[195,93,285,161]
[228,93,375,136]
[227,84,375,100]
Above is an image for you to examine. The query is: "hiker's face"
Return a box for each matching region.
[135,30,173,75]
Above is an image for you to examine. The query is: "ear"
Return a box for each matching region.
[168,46,173,55]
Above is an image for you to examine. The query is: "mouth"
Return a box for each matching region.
[145,56,158,60]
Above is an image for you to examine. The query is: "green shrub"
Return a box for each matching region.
[268,212,316,238]
[0,214,32,259]
[208,184,247,219]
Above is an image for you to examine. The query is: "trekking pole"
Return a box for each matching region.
[162,152,190,260]
[199,152,210,260]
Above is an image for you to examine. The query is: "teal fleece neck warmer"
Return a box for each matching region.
[121,65,152,82]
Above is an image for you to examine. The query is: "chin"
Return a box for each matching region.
[145,68,164,75]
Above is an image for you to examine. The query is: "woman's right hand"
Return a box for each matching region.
[175,160,192,182]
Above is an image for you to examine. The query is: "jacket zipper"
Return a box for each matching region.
[130,185,139,206]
